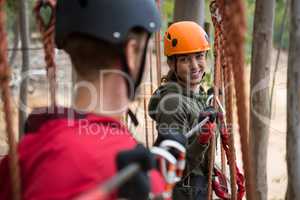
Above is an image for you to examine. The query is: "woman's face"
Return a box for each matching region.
[170,51,207,87]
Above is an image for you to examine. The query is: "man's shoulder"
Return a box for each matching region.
[20,108,136,154]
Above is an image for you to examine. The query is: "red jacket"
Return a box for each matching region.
[0,107,165,200]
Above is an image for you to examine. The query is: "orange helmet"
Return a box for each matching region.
[164,21,210,57]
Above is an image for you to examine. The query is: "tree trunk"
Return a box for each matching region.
[18,0,30,137]
[9,14,20,66]
[173,0,205,27]
[250,0,275,199]
[286,0,300,199]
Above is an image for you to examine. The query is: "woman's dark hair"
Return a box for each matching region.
[161,56,178,83]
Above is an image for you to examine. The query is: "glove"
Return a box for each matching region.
[197,122,215,144]
[116,144,154,200]
[198,106,218,123]
[154,130,187,159]
[154,130,186,147]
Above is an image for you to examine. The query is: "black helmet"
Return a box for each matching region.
[55,0,161,99]
[55,0,161,48]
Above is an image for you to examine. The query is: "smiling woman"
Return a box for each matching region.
[148,21,212,200]
[168,52,207,90]
[163,22,209,93]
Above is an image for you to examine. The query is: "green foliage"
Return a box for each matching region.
[245,0,255,64]
[4,0,42,43]
[161,0,174,32]
[203,71,213,87]
[29,0,37,34]
[39,5,52,27]
[3,0,290,55]
[274,0,289,49]
[4,0,18,42]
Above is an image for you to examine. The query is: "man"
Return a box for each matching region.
[149,21,213,200]
[0,0,167,199]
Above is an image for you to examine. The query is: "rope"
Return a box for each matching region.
[218,117,245,200]
[155,0,162,86]
[204,120,245,200]
[210,0,255,199]
[208,1,227,199]
[220,69,227,188]
[207,6,222,199]
[207,130,216,200]
[213,1,238,199]
[206,115,246,200]
[34,0,57,106]
[224,64,238,200]
[209,2,229,192]
[0,0,21,199]
[219,0,256,198]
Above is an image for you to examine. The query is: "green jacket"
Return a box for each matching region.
[148,81,210,176]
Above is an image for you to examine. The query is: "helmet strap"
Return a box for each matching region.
[118,35,150,100]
